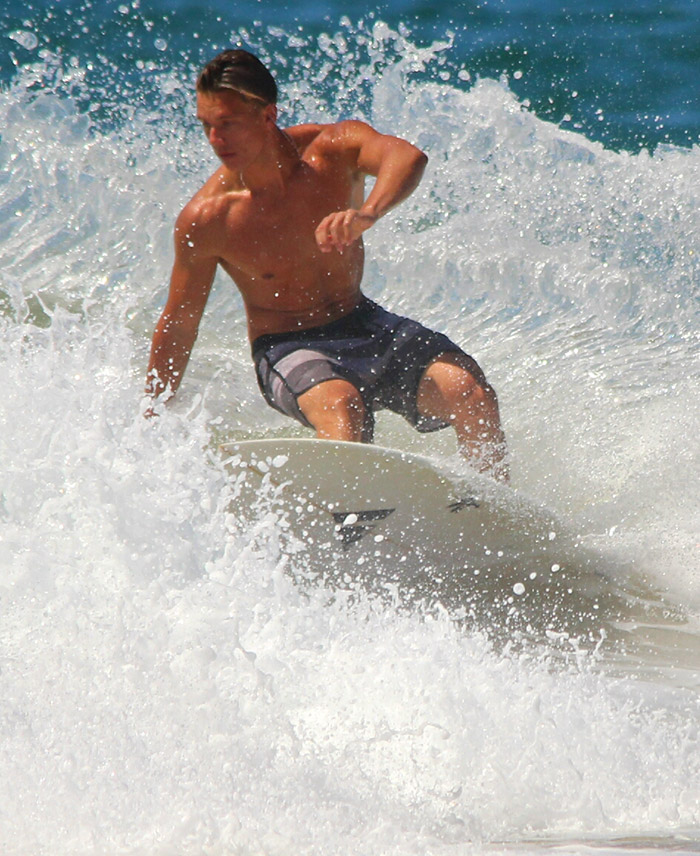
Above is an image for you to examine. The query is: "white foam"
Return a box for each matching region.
[0,29,698,854]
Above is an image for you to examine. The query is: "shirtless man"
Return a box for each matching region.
[146,49,508,481]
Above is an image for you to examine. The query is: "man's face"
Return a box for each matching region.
[196,89,276,171]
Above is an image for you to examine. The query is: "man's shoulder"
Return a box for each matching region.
[177,172,240,228]
[285,122,328,153]
[173,173,242,259]
[286,119,377,156]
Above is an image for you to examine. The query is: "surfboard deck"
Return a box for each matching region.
[220,438,620,633]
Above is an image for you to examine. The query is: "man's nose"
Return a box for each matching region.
[207,126,224,146]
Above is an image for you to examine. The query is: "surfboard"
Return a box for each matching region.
[221,438,620,634]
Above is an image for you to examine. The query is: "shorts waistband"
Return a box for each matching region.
[251,296,376,359]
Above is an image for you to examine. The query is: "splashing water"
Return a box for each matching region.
[0,15,699,856]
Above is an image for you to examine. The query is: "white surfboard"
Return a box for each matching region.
[221,438,621,634]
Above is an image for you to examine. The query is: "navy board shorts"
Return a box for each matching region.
[252,296,472,439]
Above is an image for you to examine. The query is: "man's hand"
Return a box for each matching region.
[311,121,427,255]
[315,208,377,254]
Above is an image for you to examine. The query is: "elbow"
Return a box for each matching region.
[389,136,427,174]
[411,147,428,180]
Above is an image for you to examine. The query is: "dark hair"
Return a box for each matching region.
[197,49,277,105]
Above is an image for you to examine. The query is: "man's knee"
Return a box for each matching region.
[298,379,368,440]
[418,352,496,417]
[304,379,365,416]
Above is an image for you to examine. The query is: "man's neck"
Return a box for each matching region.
[237,126,301,195]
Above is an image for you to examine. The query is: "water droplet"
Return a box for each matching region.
[9,30,38,51]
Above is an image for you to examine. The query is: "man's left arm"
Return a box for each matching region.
[314,121,428,253]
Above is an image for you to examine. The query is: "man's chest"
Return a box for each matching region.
[219,163,361,274]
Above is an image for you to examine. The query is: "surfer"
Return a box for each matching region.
[145,49,508,481]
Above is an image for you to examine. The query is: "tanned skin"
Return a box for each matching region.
[146,89,508,480]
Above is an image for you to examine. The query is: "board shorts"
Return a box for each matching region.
[252,296,470,440]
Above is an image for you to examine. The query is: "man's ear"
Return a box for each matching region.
[264,103,278,126]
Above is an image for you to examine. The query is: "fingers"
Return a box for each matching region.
[315,211,352,253]
[315,209,374,253]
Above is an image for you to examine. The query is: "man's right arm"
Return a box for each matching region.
[145,207,218,404]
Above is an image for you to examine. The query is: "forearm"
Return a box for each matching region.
[145,313,199,399]
[360,143,428,221]
[315,143,427,253]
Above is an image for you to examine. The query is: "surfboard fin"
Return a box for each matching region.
[331,508,395,548]
[447,496,480,512]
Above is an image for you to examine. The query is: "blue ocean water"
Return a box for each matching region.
[1,1,699,855]
[2,0,699,150]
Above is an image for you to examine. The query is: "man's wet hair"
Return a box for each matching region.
[197,49,278,106]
